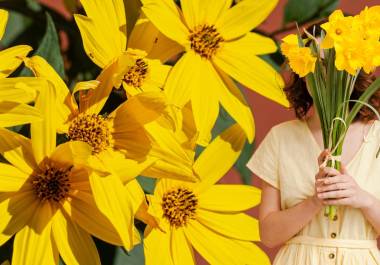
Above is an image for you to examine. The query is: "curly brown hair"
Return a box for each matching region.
[283,22,380,122]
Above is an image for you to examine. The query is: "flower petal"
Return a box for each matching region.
[216,69,254,143]
[165,52,198,108]
[213,44,289,107]
[0,128,36,174]
[227,32,277,55]
[52,210,101,265]
[170,227,195,265]
[63,191,123,246]
[197,210,260,241]
[193,124,245,192]
[144,226,174,265]
[198,185,261,212]
[89,173,136,250]
[0,9,8,40]
[12,209,58,265]
[215,0,278,40]
[185,221,270,265]
[0,163,28,192]
[31,80,57,164]
[0,77,41,104]
[50,141,92,167]
[0,45,32,78]
[0,102,42,127]
[141,0,188,46]
[181,0,231,28]
[74,0,126,68]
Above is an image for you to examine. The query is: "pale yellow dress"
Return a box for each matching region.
[247,120,380,265]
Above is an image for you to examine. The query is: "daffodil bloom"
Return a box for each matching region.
[281,36,316,77]
[142,122,269,265]
[0,81,134,265]
[321,10,353,49]
[0,9,32,78]
[141,0,288,146]
[74,0,178,96]
[24,55,197,250]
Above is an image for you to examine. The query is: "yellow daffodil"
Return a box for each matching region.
[141,0,288,146]
[141,121,268,265]
[356,6,380,39]
[0,81,131,265]
[24,55,197,251]
[0,9,32,78]
[281,36,317,77]
[321,10,353,49]
[74,0,178,96]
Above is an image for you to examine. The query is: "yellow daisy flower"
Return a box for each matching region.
[0,9,32,78]
[74,0,177,96]
[24,55,198,250]
[0,81,132,265]
[141,0,288,146]
[142,122,269,265]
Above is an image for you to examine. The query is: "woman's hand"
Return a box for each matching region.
[315,150,375,209]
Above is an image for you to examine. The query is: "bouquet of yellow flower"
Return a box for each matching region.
[281,6,380,220]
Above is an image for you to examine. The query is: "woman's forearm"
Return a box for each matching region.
[360,192,380,235]
[260,196,323,248]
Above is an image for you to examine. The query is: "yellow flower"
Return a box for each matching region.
[281,35,316,77]
[0,81,131,265]
[141,120,269,265]
[0,9,32,78]
[321,10,353,49]
[74,0,176,96]
[141,0,288,146]
[24,55,198,250]
[356,6,380,39]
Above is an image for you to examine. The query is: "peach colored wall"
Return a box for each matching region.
[36,0,380,264]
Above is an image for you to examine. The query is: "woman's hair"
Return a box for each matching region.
[283,22,380,121]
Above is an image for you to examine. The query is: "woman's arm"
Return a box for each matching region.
[259,181,323,248]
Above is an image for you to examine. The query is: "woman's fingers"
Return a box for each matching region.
[317,181,351,192]
[318,189,353,199]
[323,175,349,185]
[323,198,351,206]
[315,167,340,180]
[318,149,330,166]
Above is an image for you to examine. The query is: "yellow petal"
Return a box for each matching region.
[197,210,260,241]
[198,185,261,212]
[144,226,174,265]
[0,163,28,192]
[216,0,278,40]
[216,68,254,143]
[165,52,198,108]
[193,124,245,192]
[12,211,58,265]
[229,32,277,55]
[181,0,231,28]
[0,45,32,78]
[50,141,92,166]
[63,191,123,246]
[0,9,9,40]
[190,59,219,146]
[213,45,289,107]
[71,80,99,113]
[52,210,101,265]
[0,102,42,127]
[89,173,136,250]
[184,221,270,265]
[85,60,118,115]
[145,59,171,90]
[171,227,195,265]
[0,77,42,104]
[23,56,75,132]
[141,0,188,46]
[0,127,36,174]
[74,0,126,67]
[31,80,57,164]
[1,261,9,265]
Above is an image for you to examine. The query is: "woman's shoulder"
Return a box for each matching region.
[270,119,305,136]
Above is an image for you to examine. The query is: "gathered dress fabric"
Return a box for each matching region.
[247,120,380,265]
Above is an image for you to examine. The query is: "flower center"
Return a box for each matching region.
[123,59,149,88]
[68,113,112,154]
[335,28,342,35]
[32,161,72,202]
[189,24,224,59]
[161,187,198,228]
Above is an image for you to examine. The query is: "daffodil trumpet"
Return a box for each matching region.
[281,6,380,220]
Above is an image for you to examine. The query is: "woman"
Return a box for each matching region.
[247,67,380,264]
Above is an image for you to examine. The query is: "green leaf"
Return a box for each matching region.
[136,176,156,194]
[20,12,65,78]
[284,0,339,24]
[113,244,144,265]
[234,141,254,185]
[0,11,33,47]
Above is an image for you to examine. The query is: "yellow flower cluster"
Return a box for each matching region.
[281,34,317,77]
[322,7,380,75]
